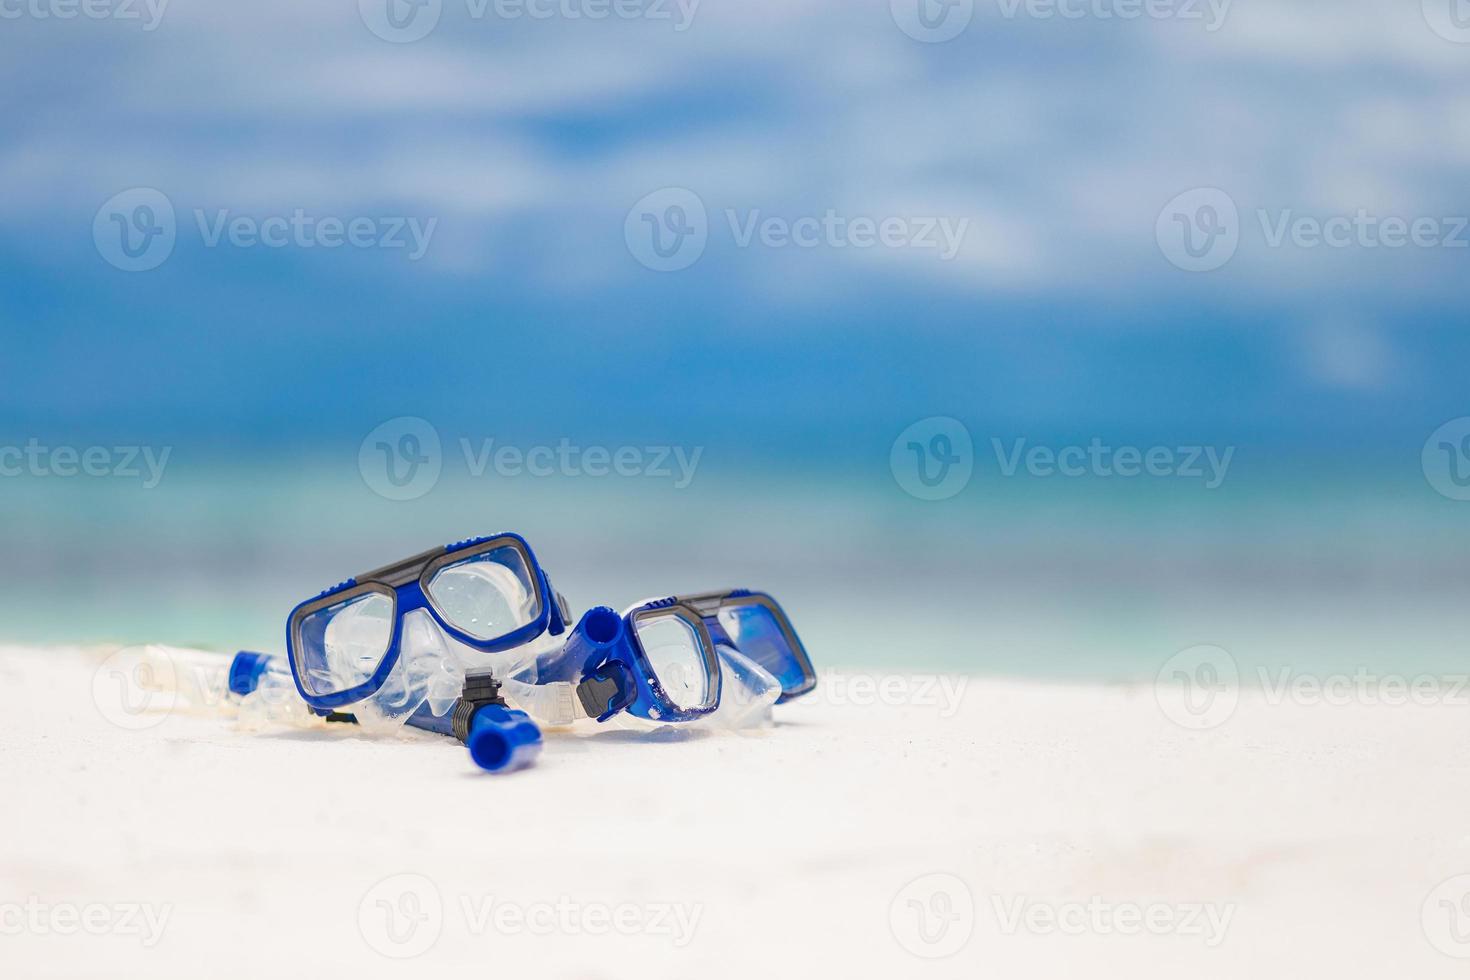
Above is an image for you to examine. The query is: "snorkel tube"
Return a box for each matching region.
[563,606,639,721]
[226,652,541,775]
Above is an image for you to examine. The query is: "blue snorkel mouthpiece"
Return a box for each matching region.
[560,606,638,721]
[227,651,274,696]
[465,704,542,772]
[450,670,542,773]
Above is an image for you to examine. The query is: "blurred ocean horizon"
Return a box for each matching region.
[5,434,1468,681]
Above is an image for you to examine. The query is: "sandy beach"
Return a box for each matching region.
[2,643,1466,978]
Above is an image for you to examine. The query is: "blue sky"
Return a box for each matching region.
[3,0,1467,462]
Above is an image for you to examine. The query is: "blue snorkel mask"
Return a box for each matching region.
[542,589,818,724]
[285,532,570,713]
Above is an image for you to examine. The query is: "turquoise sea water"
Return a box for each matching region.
[3,446,1468,681]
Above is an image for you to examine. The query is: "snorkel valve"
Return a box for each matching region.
[450,670,543,774]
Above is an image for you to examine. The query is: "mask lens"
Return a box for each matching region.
[635,610,711,711]
[716,600,813,698]
[425,543,542,641]
[294,590,395,698]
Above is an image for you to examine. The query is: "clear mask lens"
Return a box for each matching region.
[424,544,541,641]
[296,590,395,698]
[634,609,711,711]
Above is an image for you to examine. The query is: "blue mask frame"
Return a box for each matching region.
[549,599,723,723]
[285,532,569,711]
[679,589,817,704]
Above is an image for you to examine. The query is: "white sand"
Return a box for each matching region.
[2,645,1466,978]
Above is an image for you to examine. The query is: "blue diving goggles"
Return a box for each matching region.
[285,533,570,711]
[547,589,818,723]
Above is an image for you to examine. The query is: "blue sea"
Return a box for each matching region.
[6,442,1467,682]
